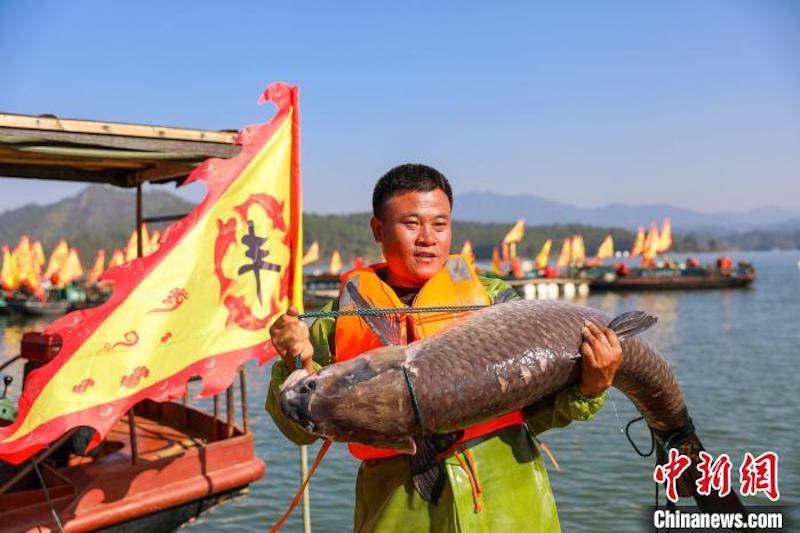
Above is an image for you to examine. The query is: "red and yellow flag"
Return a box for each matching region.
[570,234,586,265]
[329,249,342,275]
[657,217,672,253]
[641,222,660,266]
[491,246,502,275]
[502,219,525,244]
[108,249,125,269]
[0,83,303,464]
[302,241,320,265]
[535,239,552,270]
[45,240,70,282]
[1,245,19,290]
[460,240,474,264]
[630,226,645,257]
[32,240,46,269]
[53,248,83,287]
[596,234,614,260]
[556,237,571,271]
[87,249,106,286]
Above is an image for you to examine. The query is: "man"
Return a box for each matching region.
[266,164,622,532]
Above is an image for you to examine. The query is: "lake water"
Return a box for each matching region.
[1,250,797,532]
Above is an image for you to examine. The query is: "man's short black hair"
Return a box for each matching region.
[372,163,453,218]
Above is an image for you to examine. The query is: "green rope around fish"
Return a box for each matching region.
[298,304,489,319]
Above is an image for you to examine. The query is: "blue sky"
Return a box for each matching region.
[1,1,798,214]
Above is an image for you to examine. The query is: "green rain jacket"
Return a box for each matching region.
[266,277,605,532]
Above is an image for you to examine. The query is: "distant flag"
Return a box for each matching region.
[13,237,44,301]
[0,83,303,464]
[501,241,510,264]
[124,230,138,262]
[149,230,162,253]
[556,237,572,273]
[502,219,525,259]
[596,234,614,261]
[32,240,46,269]
[302,241,320,265]
[491,246,502,275]
[460,240,474,264]
[570,234,586,265]
[53,248,83,287]
[502,219,525,244]
[329,249,342,275]
[44,240,69,281]
[1,245,18,290]
[108,249,125,269]
[87,249,106,286]
[630,227,645,257]
[535,239,552,270]
[642,222,660,266]
[657,217,672,253]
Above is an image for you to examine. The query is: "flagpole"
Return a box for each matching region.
[300,445,311,533]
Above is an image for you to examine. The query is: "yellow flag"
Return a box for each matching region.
[44,240,69,281]
[556,237,572,269]
[460,240,474,264]
[108,249,125,269]
[630,227,645,257]
[642,222,660,265]
[535,239,552,270]
[329,249,343,275]
[32,240,46,268]
[87,249,106,286]
[1,245,19,290]
[657,217,672,253]
[302,241,320,265]
[0,83,303,464]
[491,246,502,275]
[502,219,525,244]
[596,234,614,260]
[570,234,586,265]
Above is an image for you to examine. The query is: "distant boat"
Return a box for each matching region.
[586,261,756,291]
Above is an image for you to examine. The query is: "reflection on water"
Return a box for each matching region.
[0,251,798,532]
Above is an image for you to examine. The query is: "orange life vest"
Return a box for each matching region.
[334,254,525,461]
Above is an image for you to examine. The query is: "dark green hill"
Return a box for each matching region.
[1,186,795,265]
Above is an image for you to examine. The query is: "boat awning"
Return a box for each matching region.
[0,112,241,187]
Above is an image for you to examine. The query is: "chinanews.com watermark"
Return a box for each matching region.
[646,506,791,531]
[644,449,793,531]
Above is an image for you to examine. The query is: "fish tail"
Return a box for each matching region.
[409,436,447,505]
[655,431,749,515]
[607,311,657,341]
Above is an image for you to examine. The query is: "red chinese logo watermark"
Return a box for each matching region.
[654,449,779,503]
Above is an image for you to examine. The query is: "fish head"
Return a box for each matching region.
[279,345,419,453]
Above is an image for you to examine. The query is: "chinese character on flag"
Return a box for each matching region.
[695,451,732,497]
[740,451,780,501]
[654,448,692,503]
[0,82,303,464]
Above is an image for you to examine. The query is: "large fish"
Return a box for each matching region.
[279,298,746,513]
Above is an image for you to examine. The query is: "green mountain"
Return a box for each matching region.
[0,185,194,261]
[0,186,795,267]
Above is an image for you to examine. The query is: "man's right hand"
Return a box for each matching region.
[269,306,315,372]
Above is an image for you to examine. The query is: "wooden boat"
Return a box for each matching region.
[0,333,263,532]
[303,272,340,307]
[5,296,71,317]
[588,262,756,291]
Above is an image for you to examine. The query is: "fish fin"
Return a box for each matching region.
[344,281,403,346]
[393,436,417,455]
[607,311,657,341]
[409,437,447,505]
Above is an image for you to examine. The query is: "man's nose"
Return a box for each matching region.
[416,224,436,245]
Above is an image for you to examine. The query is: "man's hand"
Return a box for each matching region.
[578,321,622,397]
[269,306,314,372]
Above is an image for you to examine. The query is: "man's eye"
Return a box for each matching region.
[403,221,419,227]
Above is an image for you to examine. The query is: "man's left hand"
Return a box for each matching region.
[578,321,623,397]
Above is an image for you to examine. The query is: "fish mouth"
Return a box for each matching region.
[279,373,320,434]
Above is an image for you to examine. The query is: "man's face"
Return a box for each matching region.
[370,188,452,287]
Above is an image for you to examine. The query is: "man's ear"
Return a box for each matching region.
[370,216,383,243]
